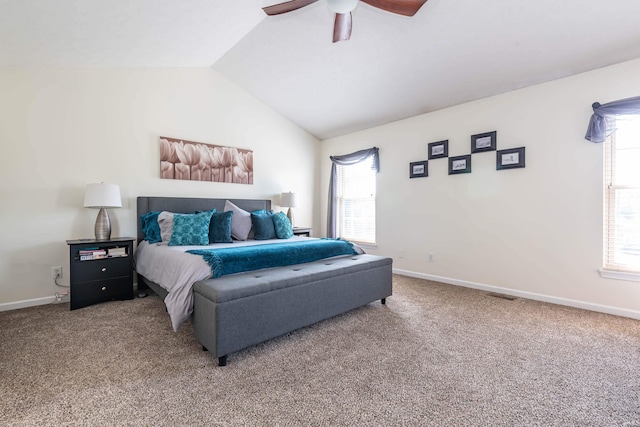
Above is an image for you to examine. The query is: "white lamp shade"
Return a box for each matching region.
[84,183,122,208]
[281,192,297,208]
[327,0,359,13]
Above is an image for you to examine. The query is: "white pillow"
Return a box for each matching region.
[157,211,175,243]
[224,200,252,241]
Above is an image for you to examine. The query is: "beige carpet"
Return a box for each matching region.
[1,275,639,426]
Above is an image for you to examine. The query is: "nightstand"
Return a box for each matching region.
[292,227,312,237]
[66,237,135,310]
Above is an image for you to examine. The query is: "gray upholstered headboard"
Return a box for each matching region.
[136,196,271,242]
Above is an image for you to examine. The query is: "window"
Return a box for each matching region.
[336,155,377,244]
[603,115,640,274]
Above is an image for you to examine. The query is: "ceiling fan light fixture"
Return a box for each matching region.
[326,0,358,14]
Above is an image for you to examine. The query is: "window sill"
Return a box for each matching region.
[599,269,640,282]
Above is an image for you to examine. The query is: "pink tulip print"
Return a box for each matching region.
[160,138,177,179]
[159,137,253,185]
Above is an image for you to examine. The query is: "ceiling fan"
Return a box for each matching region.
[262,0,428,43]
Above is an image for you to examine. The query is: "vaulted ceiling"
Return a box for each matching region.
[3,0,640,139]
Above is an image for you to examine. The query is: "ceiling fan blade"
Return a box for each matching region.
[333,12,352,43]
[263,0,319,16]
[360,0,428,16]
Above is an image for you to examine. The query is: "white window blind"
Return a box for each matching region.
[604,116,640,272]
[336,155,377,244]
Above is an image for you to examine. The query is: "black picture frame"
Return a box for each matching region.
[496,147,525,170]
[410,160,428,178]
[428,140,449,159]
[448,155,471,175]
[471,131,497,153]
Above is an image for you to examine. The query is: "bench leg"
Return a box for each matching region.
[381,298,386,305]
[218,355,227,367]
[203,346,227,366]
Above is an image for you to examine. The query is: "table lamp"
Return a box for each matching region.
[84,183,122,240]
[280,191,297,227]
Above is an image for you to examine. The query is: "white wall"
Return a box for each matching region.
[320,58,640,318]
[0,68,319,306]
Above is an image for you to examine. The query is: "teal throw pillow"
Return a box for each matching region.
[209,210,233,243]
[140,211,162,244]
[251,210,277,240]
[273,211,293,239]
[168,211,215,246]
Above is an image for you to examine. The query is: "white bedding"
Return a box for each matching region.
[134,237,313,331]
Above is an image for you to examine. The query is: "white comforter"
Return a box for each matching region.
[134,237,312,331]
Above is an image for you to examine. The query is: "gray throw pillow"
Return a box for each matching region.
[224,200,252,241]
[157,211,175,243]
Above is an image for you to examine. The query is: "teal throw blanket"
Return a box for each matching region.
[187,238,358,278]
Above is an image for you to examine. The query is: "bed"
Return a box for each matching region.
[135,196,393,365]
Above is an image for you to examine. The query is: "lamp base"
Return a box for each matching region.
[287,207,295,228]
[95,207,112,240]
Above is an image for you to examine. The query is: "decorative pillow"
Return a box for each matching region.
[251,210,277,240]
[272,211,293,239]
[224,200,252,241]
[157,211,175,243]
[140,211,162,243]
[209,210,233,243]
[168,211,215,246]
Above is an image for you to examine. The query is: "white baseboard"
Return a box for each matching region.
[393,268,640,320]
[0,296,57,312]
[3,271,638,321]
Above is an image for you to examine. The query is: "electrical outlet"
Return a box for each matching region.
[428,253,434,262]
[51,266,62,279]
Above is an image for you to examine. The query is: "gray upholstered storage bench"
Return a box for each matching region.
[192,253,393,366]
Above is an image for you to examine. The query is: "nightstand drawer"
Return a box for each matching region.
[73,257,131,281]
[71,277,133,309]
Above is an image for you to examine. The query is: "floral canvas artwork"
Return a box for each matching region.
[160,137,253,184]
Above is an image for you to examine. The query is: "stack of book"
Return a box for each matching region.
[107,247,127,257]
[78,248,107,261]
